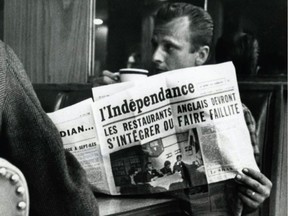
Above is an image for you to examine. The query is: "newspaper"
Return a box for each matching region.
[48,62,259,201]
[48,98,110,194]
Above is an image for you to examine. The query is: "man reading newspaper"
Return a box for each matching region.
[100,2,272,215]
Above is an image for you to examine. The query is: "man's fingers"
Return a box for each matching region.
[238,191,259,210]
[89,70,120,85]
[95,70,120,85]
[242,168,272,188]
[238,185,263,202]
[103,70,120,81]
[235,172,265,194]
[102,76,118,84]
[235,169,272,198]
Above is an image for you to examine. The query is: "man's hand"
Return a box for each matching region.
[101,70,120,84]
[89,70,120,85]
[235,168,272,214]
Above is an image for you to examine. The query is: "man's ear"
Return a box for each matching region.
[195,46,210,66]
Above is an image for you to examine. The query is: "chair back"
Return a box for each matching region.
[0,158,29,216]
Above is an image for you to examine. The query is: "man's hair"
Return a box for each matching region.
[176,155,182,160]
[154,2,214,52]
[164,160,171,166]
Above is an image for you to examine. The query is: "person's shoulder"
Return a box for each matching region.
[0,40,13,55]
[0,40,23,68]
[241,103,250,112]
[0,40,7,57]
[242,103,255,119]
[0,40,5,47]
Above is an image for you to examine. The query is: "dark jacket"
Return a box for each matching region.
[160,167,172,175]
[142,169,163,182]
[0,41,99,215]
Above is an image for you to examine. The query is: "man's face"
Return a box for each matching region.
[152,16,198,74]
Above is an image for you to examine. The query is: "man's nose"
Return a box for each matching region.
[152,47,164,64]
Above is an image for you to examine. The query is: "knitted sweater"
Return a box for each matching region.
[0,41,99,215]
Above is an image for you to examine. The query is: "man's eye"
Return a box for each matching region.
[164,44,175,52]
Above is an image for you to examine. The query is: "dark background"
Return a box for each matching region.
[94,0,287,77]
[1,0,286,77]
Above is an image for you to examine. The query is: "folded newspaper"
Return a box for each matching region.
[48,62,259,198]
